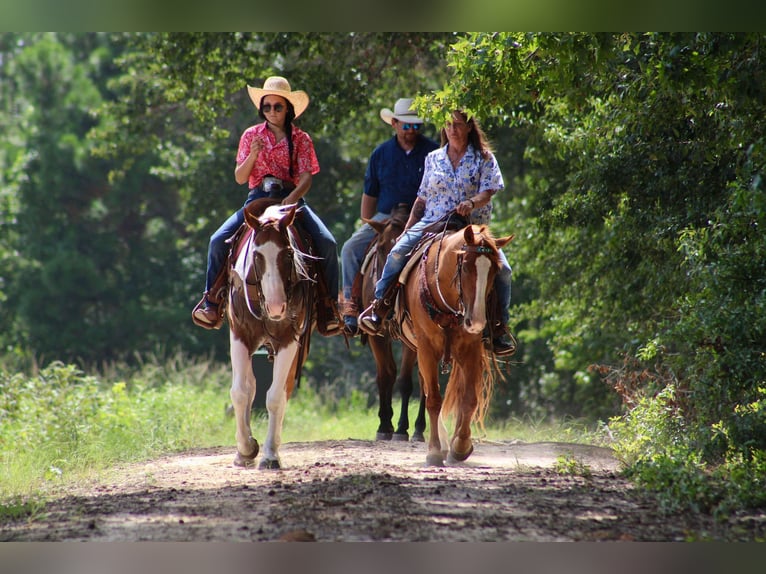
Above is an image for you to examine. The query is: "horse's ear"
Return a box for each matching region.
[463,224,476,244]
[495,234,515,249]
[244,206,261,230]
[244,198,280,227]
[365,218,389,235]
[279,203,298,232]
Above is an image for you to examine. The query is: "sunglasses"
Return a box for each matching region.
[262,103,285,113]
[400,123,422,131]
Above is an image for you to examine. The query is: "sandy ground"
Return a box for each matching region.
[2,438,764,542]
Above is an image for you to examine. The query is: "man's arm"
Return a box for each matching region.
[360,194,378,220]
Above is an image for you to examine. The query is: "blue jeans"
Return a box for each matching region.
[205,190,339,301]
[374,220,512,325]
[340,212,389,303]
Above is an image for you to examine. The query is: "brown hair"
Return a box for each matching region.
[439,110,494,160]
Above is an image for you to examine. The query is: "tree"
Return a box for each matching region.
[434,32,766,462]
[1,33,200,363]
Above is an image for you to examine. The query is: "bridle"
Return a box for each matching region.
[420,229,497,328]
[243,222,301,323]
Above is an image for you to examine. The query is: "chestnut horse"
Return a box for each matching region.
[397,224,513,466]
[360,204,425,442]
[227,198,316,469]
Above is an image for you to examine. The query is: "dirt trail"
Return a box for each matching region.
[1,439,763,541]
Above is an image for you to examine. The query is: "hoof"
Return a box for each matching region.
[259,457,281,470]
[411,431,425,443]
[232,437,259,468]
[447,443,474,463]
[392,432,409,442]
[376,431,393,441]
[233,452,257,468]
[426,453,445,467]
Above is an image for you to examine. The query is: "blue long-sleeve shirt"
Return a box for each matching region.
[363,134,439,215]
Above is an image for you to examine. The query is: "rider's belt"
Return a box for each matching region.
[261,176,296,199]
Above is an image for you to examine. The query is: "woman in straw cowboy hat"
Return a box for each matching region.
[192,76,341,335]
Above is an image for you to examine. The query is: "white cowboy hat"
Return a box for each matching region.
[247,76,310,118]
[380,97,424,125]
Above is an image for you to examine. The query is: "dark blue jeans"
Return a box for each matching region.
[204,189,338,301]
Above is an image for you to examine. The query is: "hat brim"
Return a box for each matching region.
[380,108,425,126]
[248,86,310,118]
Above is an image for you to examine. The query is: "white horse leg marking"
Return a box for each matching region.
[230,334,258,460]
[261,339,299,467]
[437,411,449,454]
[464,257,491,334]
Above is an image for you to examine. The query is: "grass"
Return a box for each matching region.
[0,355,607,522]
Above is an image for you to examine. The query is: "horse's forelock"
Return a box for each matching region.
[260,203,290,224]
[251,207,310,282]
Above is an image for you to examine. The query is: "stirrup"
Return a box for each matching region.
[359,299,386,336]
[192,296,224,330]
[492,331,517,356]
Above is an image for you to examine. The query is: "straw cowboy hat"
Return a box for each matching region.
[247,76,310,118]
[380,98,424,125]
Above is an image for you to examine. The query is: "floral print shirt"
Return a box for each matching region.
[236,122,320,190]
[417,143,504,225]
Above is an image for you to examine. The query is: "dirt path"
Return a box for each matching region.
[2,439,764,541]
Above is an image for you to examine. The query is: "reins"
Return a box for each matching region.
[418,214,497,329]
[430,210,468,317]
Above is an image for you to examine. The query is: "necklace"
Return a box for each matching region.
[448,145,466,169]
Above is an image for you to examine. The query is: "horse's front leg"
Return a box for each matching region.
[369,335,396,440]
[259,339,299,470]
[448,360,478,463]
[417,344,446,467]
[230,335,259,468]
[394,345,418,441]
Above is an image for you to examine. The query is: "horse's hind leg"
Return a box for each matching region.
[369,335,396,440]
[412,393,427,443]
[260,340,299,470]
[393,345,419,441]
[230,335,259,468]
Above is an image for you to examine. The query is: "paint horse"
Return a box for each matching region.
[397,223,513,466]
[360,204,425,442]
[227,198,316,469]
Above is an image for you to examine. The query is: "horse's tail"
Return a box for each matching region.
[441,348,495,431]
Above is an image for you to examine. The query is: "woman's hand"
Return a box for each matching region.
[456,198,475,217]
[249,136,265,158]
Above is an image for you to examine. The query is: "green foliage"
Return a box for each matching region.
[0,359,230,499]
[3,32,766,516]
[609,384,766,517]
[553,454,593,479]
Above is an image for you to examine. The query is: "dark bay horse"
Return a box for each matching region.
[396,224,513,466]
[227,198,316,469]
[359,204,425,442]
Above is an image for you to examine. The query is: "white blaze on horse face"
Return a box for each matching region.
[259,240,288,319]
[465,256,492,334]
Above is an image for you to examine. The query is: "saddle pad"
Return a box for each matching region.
[397,243,427,285]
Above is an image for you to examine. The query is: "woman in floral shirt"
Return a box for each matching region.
[359,110,515,355]
[193,76,340,335]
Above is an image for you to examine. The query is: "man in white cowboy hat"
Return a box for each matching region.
[193,75,341,335]
[339,97,438,335]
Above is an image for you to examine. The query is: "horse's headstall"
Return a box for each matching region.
[460,244,495,255]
